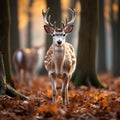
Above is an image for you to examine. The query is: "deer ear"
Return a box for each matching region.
[44,25,54,34]
[64,25,73,33]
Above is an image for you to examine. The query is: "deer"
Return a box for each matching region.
[42,8,76,105]
[13,47,41,86]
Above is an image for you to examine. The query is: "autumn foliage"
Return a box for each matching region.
[0,74,120,119]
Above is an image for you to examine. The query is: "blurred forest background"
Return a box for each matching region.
[1,1,120,119]
[10,0,120,77]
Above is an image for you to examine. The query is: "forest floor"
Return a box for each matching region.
[0,73,120,120]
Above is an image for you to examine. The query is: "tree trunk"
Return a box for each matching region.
[0,0,27,100]
[45,0,61,52]
[73,0,104,87]
[0,53,27,100]
[0,0,14,88]
[67,0,78,44]
[97,0,107,73]
[112,0,120,76]
[40,0,61,74]
[27,0,33,48]
[10,0,19,73]
[70,0,77,9]
[0,53,6,95]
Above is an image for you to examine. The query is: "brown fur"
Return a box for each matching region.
[44,42,76,76]
[13,48,38,85]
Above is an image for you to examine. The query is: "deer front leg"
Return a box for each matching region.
[28,70,35,86]
[62,74,70,105]
[49,72,57,103]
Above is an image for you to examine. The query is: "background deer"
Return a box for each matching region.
[13,47,41,86]
[42,8,76,105]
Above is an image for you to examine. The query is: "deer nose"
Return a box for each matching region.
[57,40,62,45]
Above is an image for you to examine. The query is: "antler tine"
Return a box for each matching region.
[61,21,65,29]
[54,21,57,30]
[65,8,75,26]
[42,8,50,25]
[48,15,54,27]
[69,8,76,16]
[65,17,68,25]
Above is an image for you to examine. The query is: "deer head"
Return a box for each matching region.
[42,8,76,47]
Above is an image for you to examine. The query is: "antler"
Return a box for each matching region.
[42,8,75,31]
[42,8,55,28]
[64,8,76,27]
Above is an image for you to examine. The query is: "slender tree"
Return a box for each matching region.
[67,0,78,44]
[0,0,14,88]
[73,0,104,87]
[0,0,27,100]
[97,0,107,73]
[0,53,6,95]
[10,0,19,73]
[112,0,120,76]
[27,0,33,48]
[40,0,61,74]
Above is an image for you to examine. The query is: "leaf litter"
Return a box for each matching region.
[0,74,120,120]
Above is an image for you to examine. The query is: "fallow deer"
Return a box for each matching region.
[13,47,41,86]
[42,8,76,105]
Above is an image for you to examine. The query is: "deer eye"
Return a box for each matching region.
[53,34,55,37]
[63,34,65,36]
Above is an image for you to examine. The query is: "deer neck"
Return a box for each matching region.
[53,44,65,75]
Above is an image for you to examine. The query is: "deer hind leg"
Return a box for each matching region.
[19,69,25,85]
[28,73,32,86]
[62,74,71,105]
[49,72,57,103]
